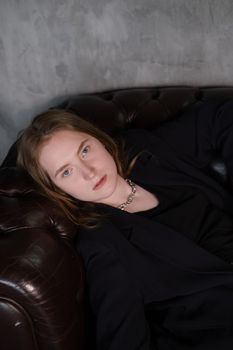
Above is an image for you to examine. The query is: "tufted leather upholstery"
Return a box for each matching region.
[1,86,233,350]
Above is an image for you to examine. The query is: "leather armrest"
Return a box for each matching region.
[0,224,85,350]
[0,165,86,350]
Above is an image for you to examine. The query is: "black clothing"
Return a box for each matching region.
[135,184,233,264]
[75,99,233,350]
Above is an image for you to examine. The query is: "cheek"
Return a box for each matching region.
[103,151,118,173]
[60,180,93,201]
[53,177,78,195]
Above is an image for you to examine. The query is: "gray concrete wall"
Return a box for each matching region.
[1,0,233,162]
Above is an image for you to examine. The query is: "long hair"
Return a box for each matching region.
[17,109,134,228]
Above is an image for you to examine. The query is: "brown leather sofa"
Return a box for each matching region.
[1,86,233,350]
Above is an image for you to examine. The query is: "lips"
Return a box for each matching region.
[93,175,107,190]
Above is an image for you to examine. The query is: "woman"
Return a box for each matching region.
[17,100,233,350]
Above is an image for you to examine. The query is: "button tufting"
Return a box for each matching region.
[151,91,160,100]
[102,94,114,101]
[194,90,203,101]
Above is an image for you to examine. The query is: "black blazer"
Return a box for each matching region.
[75,99,233,350]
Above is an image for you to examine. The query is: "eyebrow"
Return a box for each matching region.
[54,138,89,178]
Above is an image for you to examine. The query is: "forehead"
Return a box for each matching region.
[45,129,90,145]
[38,129,91,168]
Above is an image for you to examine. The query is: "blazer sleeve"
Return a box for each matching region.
[123,99,233,173]
[76,239,153,350]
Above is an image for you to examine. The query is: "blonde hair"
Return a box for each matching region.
[17,109,133,228]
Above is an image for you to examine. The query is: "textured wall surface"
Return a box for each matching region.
[1,0,233,162]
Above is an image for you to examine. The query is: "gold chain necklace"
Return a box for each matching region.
[118,179,137,211]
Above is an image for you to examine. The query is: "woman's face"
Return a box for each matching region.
[38,129,120,204]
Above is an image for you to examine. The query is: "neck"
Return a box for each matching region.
[100,175,134,208]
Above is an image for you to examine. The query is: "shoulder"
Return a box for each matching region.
[120,128,153,144]
[117,128,157,159]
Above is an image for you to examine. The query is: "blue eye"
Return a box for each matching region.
[62,169,71,177]
[82,146,90,157]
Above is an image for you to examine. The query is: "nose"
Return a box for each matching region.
[80,163,95,180]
